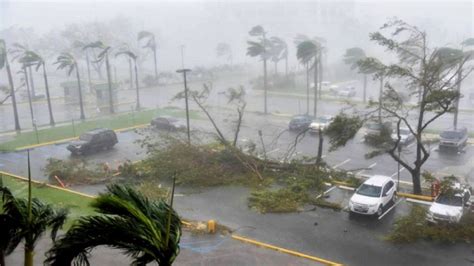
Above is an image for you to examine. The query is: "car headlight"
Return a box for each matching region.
[368,203,378,208]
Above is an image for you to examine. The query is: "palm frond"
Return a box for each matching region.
[0,39,6,69]
[249,25,265,36]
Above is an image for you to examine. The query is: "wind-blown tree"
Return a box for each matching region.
[54,52,86,120]
[436,39,474,129]
[354,19,472,194]
[0,152,68,266]
[247,25,270,114]
[138,31,158,79]
[116,49,141,110]
[297,39,321,117]
[45,184,181,266]
[72,41,93,91]
[12,45,55,126]
[344,47,370,103]
[83,41,114,113]
[269,37,288,76]
[216,42,233,65]
[0,40,21,131]
[294,34,311,113]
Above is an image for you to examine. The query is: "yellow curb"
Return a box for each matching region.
[397,192,433,202]
[231,234,343,266]
[114,123,149,133]
[16,137,78,151]
[331,180,353,187]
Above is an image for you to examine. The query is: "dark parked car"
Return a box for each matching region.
[150,116,187,131]
[289,115,313,131]
[364,121,392,142]
[439,127,468,152]
[67,128,118,155]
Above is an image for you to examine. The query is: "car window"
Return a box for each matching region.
[79,133,93,141]
[356,184,382,197]
[435,194,463,206]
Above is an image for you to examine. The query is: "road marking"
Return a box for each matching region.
[322,154,327,158]
[378,198,404,220]
[231,235,343,265]
[368,162,377,169]
[406,198,432,206]
[333,159,351,169]
[265,148,280,155]
[390,167,405,178]
[357,162,377,175]
[316,186,337,199]
[338,185,355,191]
[407,142,416,148]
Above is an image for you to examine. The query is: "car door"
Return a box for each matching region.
[381,182,393,206]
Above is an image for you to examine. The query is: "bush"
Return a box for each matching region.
[135,181,170,201]
[248,187,310,213]
[387,205,474,243]
[44,158,112,185]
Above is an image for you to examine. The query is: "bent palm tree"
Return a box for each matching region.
[55,52,86,120]
[216,42,232,65]
[247,25,270,114]
[297,40,321,117]
[138,31,158,79]
[116,49,140,109]
[0,40,21,131]
[45,184,181,266]
[83,41,114,113]
[344,47,369,103]
[269,36,287,75]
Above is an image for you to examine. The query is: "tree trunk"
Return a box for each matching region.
[316,130,324,169]
[6,59,21,131]
[134,60,140,110]
[85,51,92,92]
[411,168,422,195]
[105,53,114,114]
[153,47,158,79]
[306,63,309,114]
[363,74,367,103]
[128,58,133,90]
[75,64,86,120]
[0,250,5,266]
[318,55,322,99]
[263,58,268,114]
[274,61,278,75]
[24,248,34,266]
[24,68,35,127]
[378,76,383,124]
[453,69,462,130]
[313,59,318,117]
[42,63,55,126]
[28,66,35,98]
[285,55,288,78]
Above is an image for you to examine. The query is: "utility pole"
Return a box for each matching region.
[176,68,192,144]
[180,45,185,69]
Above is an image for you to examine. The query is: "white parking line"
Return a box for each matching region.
[378,198,404,220]
[338,185,355,191]
[265,148,280,155]
[316,186,337,199]
[368,163,377,169]
[333,159,351,169]
[390,167,406,178]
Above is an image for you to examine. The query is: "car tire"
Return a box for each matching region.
[376,206,383,217]
[392,192,398,203]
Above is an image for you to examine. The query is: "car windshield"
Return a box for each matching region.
[79,133,93,141]
[440,131,462,139]
[436,194,463,206]
[367,123,381,130]
[315,117,330,123]
[293,116,308,122]
[356,184,382,197]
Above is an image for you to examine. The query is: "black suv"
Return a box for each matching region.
[439,127,468,152]
[67,128,118,155]
[289,115,313,131]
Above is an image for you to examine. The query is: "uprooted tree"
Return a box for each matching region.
[337,19,473,194]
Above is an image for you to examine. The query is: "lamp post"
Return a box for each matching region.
[176,68,192,144]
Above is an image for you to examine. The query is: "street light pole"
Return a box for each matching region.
[177,68,192,144]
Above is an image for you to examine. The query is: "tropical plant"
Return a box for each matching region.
[0,39,21,131]
[247,25,270,114]
[116,49,141,109]
[296,39,322,117]
[269,37,288,76]
[72,41,93,90]
[11,44,55,126]
[55,52,86,120]
[83,41,114,113]
[45,184,181,266]
[216,42,232,65]
[1,152,68,266]
[138,31,158,79]
[343,47,370,103]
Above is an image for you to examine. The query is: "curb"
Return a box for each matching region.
[231,235,343,265]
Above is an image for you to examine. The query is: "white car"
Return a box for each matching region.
[390,127,415,145]
[338,86,356,97]
[349,175,397,216]
[309,115,334,133]
[427,183,471,223]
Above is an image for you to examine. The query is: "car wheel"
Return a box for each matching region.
[392,192,398,203]
[377,206,383,217]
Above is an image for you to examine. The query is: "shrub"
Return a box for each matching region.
[44,158,111,185]
[248,187,310,213]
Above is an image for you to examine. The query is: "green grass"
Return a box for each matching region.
[1,174,95,228]
[0,107,199,151]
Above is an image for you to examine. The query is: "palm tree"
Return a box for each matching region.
[83,41,114,114]
[270,37,288,76]
[116,49,141,110]
[45,184,181,266]
[344,47,369,103]
[1,151,68,266]
[294,35,311,113]
[138,31,158,79]
[11,45,56,126]
[55,52,86,120]
[247,25,270,114]
[72,41,93,91]
[0,39,21,131]
[297,40,321,117]
[216,42,232,65]
[0,186,24,266]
